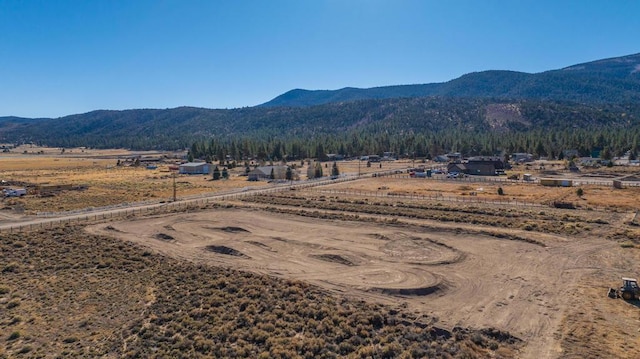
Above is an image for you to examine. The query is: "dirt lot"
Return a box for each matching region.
[87,204,640,359]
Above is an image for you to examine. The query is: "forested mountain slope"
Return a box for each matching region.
[1,99,638,153]
[261,53,640,107]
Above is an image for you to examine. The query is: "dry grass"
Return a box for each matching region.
[0,153,264,213]
[0,226,522,358]
[3,151,640,214]
[325,176,640,211]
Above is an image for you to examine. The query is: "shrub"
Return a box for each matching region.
[497,187,504,196]
[6,300,20,309]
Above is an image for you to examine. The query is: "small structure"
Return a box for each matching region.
[446,152,462,162]
[247,166,288,181]
[382,152,396,161]
[327,154,344,161]
[433,155,449,163]
[512,153,534,163]
[540,178,573,187]
[179,162,211,175]
[447,163,467,174]
[367,155,381,163]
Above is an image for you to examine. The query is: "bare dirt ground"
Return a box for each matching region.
[87,206,640,359]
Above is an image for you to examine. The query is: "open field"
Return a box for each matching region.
[3,147,640,214]
[1,226,523,358]
[84,197,640,359]
[0,148,262,213]
[2,148,640,358]
[321,176,640,211]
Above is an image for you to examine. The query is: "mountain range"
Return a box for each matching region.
[1,53,639,150]
[260,53,640,107]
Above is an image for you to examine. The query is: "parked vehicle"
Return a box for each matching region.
[3,188,26,197]
[619,277,639,300]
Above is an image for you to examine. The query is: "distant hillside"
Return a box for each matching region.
[2,98,639,151]
[260,53,640,107]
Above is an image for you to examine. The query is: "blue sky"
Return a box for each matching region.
[1,0,638,118]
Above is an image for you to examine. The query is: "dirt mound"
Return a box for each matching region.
[371,283,447,296]
[311,253,357,266]
[210,226,250,233]
[204,245,250,258]
[154,233,174,241]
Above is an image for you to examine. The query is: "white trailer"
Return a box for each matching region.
[3,188,26,197]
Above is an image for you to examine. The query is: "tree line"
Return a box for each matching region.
[188,125,640,163]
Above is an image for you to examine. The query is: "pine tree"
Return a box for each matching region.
[314,162,323,178]
[331,162,340,177]
[212,166,220,180]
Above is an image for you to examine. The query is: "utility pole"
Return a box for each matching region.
[172,172,177,202]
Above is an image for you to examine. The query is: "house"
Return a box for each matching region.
[466,163,499,176]
[512,153,534,163]
[466,156,507,176]
[447,163,467,174]
[434,155,449,163]
[179,162,211,175]
[248,166,288,181]
[382,152,396,161]
[446,152,462,162]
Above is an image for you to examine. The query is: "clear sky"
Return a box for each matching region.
[1,0,639,118]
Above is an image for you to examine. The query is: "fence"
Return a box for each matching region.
[377,172,640,187]
[0,174,361,234]
[308,188,610,212]
[1,171,624,233]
